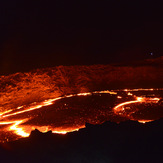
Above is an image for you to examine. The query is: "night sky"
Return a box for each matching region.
[0,0,162,74]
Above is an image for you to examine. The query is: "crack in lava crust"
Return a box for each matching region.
[0,88,162,142]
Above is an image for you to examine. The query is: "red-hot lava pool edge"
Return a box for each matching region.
[0,88,162,142]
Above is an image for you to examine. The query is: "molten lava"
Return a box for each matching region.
[0,88,162,142]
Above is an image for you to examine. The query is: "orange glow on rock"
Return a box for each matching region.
[52,125,85,134]
[138,120,153,124]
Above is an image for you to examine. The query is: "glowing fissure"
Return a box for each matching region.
[0,119,30,137]
[113,94,161,123]
[113,100,141,113]
[9,120,30,137]
[0,88,162,141]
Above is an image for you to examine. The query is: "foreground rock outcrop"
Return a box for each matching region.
[0,118,162,163]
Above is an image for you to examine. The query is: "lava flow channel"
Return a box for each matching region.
[0,89,162,142]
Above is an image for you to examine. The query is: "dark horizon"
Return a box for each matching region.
[0,0,163,75]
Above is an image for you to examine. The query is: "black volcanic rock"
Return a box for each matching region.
[0,119,162,163]
[29,129,52,138]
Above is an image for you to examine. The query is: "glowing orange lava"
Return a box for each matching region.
[0,90,117,139]
[0,88,162,142]
[9,120,30,137]
[138,120,153,124]
[113,90,161,124]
